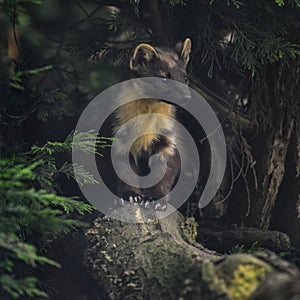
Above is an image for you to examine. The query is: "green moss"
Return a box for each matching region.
[202,255,273,299]
[201,260,228,296]
[227,264,267,299]
[181,217,198,242]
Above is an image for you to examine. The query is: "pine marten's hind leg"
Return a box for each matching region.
[116,171,143,206]
[141,151,180,211]
[116,151,180,211]
[113,153,145,206]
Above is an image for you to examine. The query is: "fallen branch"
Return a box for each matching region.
[84,207,299,299]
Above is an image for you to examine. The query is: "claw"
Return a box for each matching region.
[120,193,167,210]
[154,200,167,211]
[161,203,167,211]
[154,203,161,210]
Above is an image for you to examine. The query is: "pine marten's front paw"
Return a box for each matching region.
[153,198,167,211]
[118,191,143,205]
[139,195,168,211]
[117,192,167,211]
[114,192,140,207]
[139,195,167,211]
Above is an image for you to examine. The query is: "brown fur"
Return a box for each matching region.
[99,39,192,208]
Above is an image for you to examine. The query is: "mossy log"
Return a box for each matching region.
[84,206,300,300]
[197,221,291,253]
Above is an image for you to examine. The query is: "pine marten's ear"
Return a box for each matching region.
[129,43,158,70]
[176,38,192,67]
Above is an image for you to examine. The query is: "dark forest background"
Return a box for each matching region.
[0,0,299,299]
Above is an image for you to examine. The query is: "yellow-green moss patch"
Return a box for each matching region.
[227,264,267,299]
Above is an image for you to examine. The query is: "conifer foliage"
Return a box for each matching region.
[0,0,299,298]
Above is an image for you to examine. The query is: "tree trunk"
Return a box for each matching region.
[84,207,299,300]
[271,121,300,247]
[248,114,295,229]
[0,18,11,155]
[247,59,300,230]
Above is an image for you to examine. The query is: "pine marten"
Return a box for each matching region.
[100,38,192,211]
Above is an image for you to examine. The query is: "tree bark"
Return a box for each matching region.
[197,221,290,253]
[271,123,300,247]
[248,115,295,229]
[0,18,11,155]
[247,58,300,230]
[84,207,299,300]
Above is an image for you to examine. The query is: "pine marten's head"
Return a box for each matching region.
[129,38,192,84]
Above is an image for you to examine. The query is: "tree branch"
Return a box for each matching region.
[84,208,300,299]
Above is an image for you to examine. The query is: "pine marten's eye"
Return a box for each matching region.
[161,78,168,83]
[185,76,189,84]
